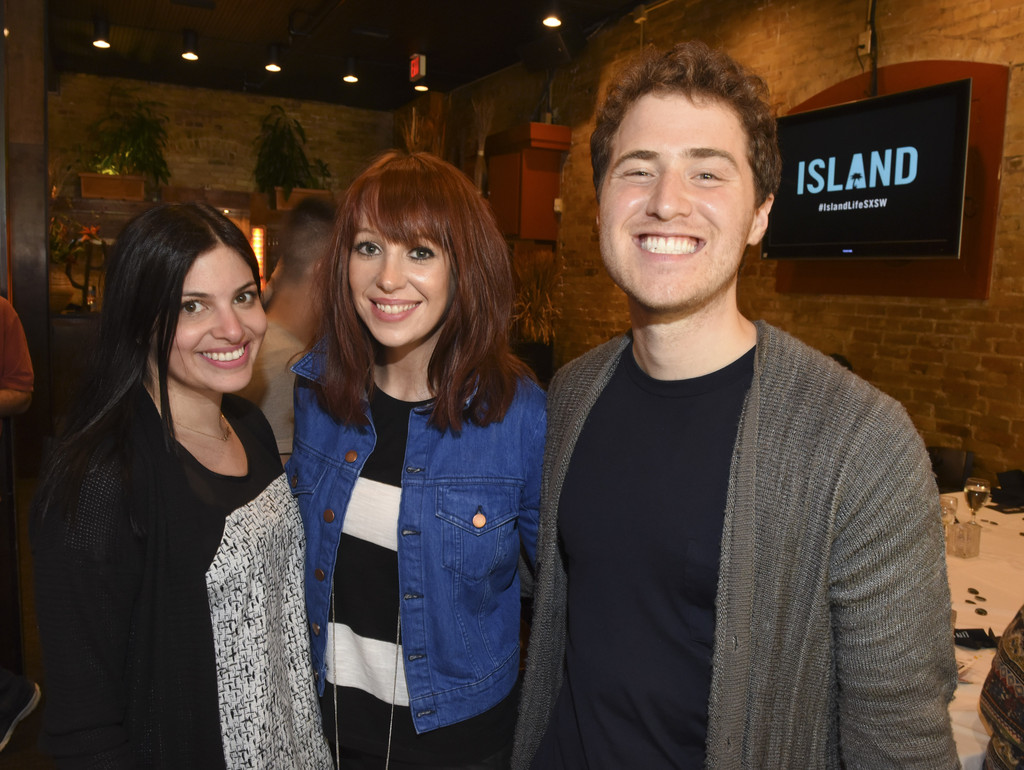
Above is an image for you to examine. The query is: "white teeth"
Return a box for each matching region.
[203,347,245,362]
[375,302,418,314]
[641,235,699,254]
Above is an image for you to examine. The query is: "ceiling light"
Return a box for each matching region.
[265,44,282,72]
[181,29,198,61]
[343,57,358,83]
[414,84,429,92]
[93,18,110,49]
[542,5,562,28]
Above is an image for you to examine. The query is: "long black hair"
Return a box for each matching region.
[36,202,260,528]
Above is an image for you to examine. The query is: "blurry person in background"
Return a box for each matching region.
[239,196,335,461]
[0,294,41,754]
[0,295,33,429]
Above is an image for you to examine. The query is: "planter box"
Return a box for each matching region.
[79,172,146,201]
[274,186,333,210]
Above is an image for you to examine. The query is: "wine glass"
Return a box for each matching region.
[963,477,991,525]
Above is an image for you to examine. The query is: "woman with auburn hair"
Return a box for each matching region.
[287,150,546,768]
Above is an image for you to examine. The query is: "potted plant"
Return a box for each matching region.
[80,86,170,200]
[253,105,331,209]
[510,243,561,385]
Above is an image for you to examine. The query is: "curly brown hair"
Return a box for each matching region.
[590,40,781,206]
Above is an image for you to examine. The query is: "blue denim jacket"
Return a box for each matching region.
[285,350,546,733]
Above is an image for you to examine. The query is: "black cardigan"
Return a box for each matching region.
[31,389,280,768]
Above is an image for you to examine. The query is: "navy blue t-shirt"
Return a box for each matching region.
[533,343,754,769]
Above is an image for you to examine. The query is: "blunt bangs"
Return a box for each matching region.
[348,158,460,261]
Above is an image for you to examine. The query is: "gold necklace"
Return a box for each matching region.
[175,413,231,442]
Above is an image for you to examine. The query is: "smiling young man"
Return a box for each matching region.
[513,42,959,769]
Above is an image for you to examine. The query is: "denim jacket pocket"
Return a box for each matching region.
[436,485,519,581]
[285,446,333,498]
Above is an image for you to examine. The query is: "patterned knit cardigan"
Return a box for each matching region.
[513,321,960,769]
[981,604,1024,769]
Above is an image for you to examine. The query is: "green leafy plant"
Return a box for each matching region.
[87,86,170,187]
[310,158,332,190]
[253,105,330,205]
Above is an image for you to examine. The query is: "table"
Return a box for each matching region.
[945,493,1024,769]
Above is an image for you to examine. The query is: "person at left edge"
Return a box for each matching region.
[31,202,332,768]
[286,150,546,768]
[0,295,42,754]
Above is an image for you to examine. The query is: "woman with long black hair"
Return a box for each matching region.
[32,202,331,768]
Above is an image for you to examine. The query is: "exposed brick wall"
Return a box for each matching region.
[48,72,393,197]
[450,0,1024,476]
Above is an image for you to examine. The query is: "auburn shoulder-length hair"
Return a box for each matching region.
[316,150,530,431]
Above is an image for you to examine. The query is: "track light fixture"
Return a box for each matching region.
[93,17,110,49]
[181,29,198,61]
[265,44,282,73]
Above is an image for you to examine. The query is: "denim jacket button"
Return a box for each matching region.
[472,511,487,528]
[323,508,335,523]
[344,450,358,463]
[312,623,320,635]
[290,473,298,487]
[314,568,326,581]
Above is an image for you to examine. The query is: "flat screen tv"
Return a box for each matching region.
[762,78,971,260]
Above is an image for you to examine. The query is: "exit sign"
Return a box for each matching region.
[409,53,426,82]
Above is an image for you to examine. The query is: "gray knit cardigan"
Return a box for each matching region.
[513,321,960,769]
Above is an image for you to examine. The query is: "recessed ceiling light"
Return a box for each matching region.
[265,44,282,73]
[181,29,198,61]
[93,18,110,49]
[343,57,358,83]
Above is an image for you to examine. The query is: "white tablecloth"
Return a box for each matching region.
[945,495,1024,769]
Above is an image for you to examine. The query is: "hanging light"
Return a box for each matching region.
[542,5,562,28]
[181,29,199,61]
[342,57,358,83]
[92,17,110,48]
[414,83,429,92]
[265,44,282,72]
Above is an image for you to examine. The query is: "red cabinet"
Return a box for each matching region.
[486,123,571,242]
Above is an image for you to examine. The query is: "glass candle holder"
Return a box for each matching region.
[946,520,981,559]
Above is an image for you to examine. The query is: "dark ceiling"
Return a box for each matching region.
[47,0,639,112]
